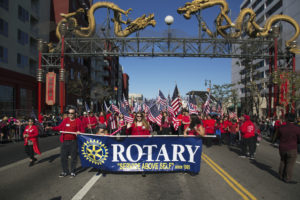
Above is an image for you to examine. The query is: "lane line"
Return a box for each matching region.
[202,153,257,200]
[71,173,102,200]
[0,147,60,173]
[202,156,249,200]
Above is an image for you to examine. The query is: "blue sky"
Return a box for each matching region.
[93,0,243,98]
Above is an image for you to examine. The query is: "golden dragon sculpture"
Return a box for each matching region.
[177,0,300,53]
[50,2,155,51]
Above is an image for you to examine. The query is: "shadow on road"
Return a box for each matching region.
[228,146,242,156]
[250,160,280,180]
[49,197,61,200]
[37,154,60,164]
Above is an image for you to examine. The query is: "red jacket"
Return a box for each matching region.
[240,120,255,138]
[127,123,150,135]
[52,118,84,143]
[203,119,216,134]
[23,125,41,155]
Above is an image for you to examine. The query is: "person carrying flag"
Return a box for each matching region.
[160,111,171,135]
[126,112,150,135]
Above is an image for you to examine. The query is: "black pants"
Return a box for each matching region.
[241,137,256,156]
[161,127,171,135]
[61,140,77,174]
[25,145,34,159]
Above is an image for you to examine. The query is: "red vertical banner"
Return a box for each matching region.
[279,72,289,107]
[46,72,56,105]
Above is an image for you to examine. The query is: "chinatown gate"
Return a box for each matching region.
[37,0,300,118]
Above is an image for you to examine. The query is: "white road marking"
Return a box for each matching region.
[0,147,60,173]
[71,173,102,200]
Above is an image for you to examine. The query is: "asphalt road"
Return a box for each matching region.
[0,136,299,200]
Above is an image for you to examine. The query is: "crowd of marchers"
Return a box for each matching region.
[0,106,300,182]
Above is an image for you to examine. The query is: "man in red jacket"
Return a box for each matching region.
[240,115,256,159]
[47,107,84,177]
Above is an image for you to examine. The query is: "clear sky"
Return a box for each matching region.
[93,0,243,98]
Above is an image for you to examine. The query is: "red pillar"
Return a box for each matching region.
[292,54,296,113]
[38,51,42,116]
[273,38,278,117]
[60,36,65,114]
[268,49,273,118]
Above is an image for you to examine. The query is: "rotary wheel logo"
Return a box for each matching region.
[81,140,108,165]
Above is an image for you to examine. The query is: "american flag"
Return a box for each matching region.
[104,101,111,113]
[143,99,150,114]
[217,101,223,116]
[111,103,120,114]
[157,90,167,106]
[188,95,198,115]
[109,114,117,130]
[120,104,134,123]
[172,117,180,131]
[149,104,162,126]
[229,112,237,119]
[167,95,175,117]
[171,85,181,115]
[123,94,129,107]
[203,92,211,115]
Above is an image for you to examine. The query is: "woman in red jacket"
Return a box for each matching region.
[127,112,150,135]
[23,117,41,166]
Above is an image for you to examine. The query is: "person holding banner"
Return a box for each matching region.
[23,117,41,166]
[184,114,205,137]
[86,112,98,134]
[127,112,150,135]
[47,107,84,177]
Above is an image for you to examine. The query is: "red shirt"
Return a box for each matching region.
[128,123,150,135]
[99,116,106,124]
[203,119,216,134]
[188,124,202,136]
[177,114,183,126]
[240,120,255,138]
[52,118,84,142]
[182,115,191,130]
[229,123,238,134]
[87,116,98,129]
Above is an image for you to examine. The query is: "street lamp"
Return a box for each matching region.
[165,15,174,52]
[114,86,118,104]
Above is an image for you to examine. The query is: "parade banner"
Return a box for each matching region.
[78,135,203,173]
[46,72,56,105]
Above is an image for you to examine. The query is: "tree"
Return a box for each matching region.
[211,83,235,113]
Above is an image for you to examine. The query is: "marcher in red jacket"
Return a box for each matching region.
[47,107,84,177]
[23,117,41,166]
[240,115,256,159]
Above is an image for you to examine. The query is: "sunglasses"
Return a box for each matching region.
[69,112,75,115]
[136,115,142,117]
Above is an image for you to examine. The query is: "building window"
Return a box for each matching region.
[266,0,274,7]
[18,5,29,23]
[20,88,33,110]
[0,45,8,63]
[0,0,9,11]
[0,18,8,37]
[241,0,250,10]
[256,15,265,25]
[255,5,264,16]
[17,53,28,68]
[0,85,15,114]
[252,0,262,10]
[17,29,28,45]
[266,0,282,17]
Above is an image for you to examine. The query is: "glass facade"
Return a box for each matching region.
[0,85,15,116]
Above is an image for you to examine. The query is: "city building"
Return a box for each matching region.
[129,93,143,105]
[0,0,51,116]
[231,0,300,117]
